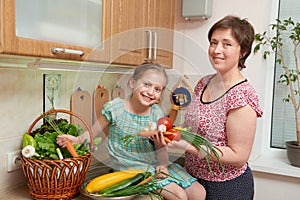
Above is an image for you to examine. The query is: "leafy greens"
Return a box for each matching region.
[31,118,90,160]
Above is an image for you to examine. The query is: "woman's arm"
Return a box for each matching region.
[167,105,257,167]
[215,104,257,167]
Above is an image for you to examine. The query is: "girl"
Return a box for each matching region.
[57,63,205,200]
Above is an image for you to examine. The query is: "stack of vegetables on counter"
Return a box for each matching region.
[122,117,223,174]
[21,118,95,160]
[83,169,175,199]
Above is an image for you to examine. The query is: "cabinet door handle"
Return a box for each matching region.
[145,30,152,61]
[51,48,84,56]
[152,31,157,61]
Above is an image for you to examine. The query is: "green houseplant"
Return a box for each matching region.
[254,17,300,167]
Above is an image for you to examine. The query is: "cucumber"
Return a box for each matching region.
[100,172,144,195]
[102,185,141,197]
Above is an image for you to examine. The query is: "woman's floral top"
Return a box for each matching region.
[184,74,263,182]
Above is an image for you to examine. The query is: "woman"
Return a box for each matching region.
[164,15,263,200]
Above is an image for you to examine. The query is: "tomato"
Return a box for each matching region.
[157,117,173,131]
[163,129,181,141]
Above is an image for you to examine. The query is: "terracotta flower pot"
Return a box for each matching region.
[286,141,300,167]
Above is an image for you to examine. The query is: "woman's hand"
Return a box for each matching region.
[150,132,196,152]
[167,139,191,150]
[56,134,81,148]
[168,140,209,157]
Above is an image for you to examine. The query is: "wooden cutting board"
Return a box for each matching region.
[111,85,125,99]
[70,88,92,131]
[93,85,109,123]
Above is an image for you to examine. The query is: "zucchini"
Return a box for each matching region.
[100,172,144,195]
[86,169,144,193]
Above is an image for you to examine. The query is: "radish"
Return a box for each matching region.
[157,117,172,132]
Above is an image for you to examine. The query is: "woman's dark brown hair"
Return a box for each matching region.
[208,15,255,70]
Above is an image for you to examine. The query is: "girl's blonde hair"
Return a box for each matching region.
[131,63,168,84]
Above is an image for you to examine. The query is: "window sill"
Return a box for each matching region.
[248,149,300,178]
[168,144,300,178]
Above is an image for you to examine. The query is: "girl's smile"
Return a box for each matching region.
[129,69,166,114]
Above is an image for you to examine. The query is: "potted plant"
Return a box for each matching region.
[254,17,300,167]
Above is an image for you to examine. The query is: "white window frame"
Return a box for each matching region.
[249,0,300,178]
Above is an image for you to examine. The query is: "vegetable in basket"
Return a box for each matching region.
[22,133,36,148]
[21,118,90,160]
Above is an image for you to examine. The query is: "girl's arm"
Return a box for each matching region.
[78,113,110,143]
[153,132,169,178]
[57,112,110,147]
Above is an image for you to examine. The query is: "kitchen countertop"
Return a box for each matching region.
[4,155,184,200]
[3,162,162,200]
[1,183,90,200]
[4,184,159,200]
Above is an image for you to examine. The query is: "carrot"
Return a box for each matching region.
[66,139,78,157]
[162,131,173,135]
[163,136,172,144]
[139,130,158,137]
[137,175,152,185]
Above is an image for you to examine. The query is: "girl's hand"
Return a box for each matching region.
[155,165,168,179]
[149,132,167,148]
[56,134,81,148]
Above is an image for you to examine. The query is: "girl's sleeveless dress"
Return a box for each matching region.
[101,98,197,188]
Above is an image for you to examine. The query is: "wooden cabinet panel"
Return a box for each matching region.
[110,0,148,65]
[148,0,174,67]
[0,0,111,63]
[110,0,175,68]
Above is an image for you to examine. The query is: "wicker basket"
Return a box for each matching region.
[20,109,94,200]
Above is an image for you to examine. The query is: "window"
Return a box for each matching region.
[271,0,300,148]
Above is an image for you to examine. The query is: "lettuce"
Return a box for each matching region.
[32,118,90,160]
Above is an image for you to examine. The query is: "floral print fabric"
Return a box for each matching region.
[184,74,263,181]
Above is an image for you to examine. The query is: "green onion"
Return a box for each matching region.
[122,127,224,174]
[56,148,63,159]
[177,129,224,174]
